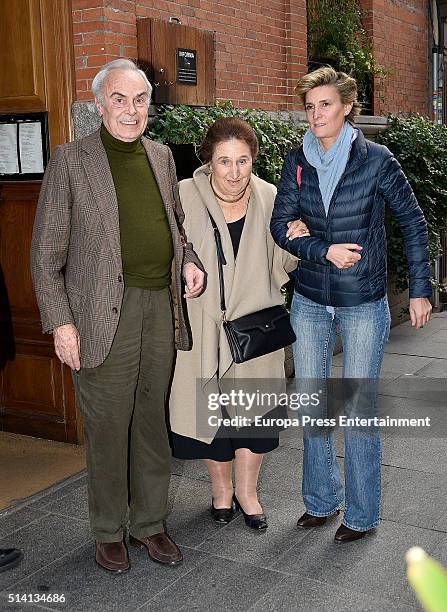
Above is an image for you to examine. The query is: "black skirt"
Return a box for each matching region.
[171,405,286,462]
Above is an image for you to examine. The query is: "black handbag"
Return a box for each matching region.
[208,212,296,364]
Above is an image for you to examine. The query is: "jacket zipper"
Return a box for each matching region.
[323,152,364,306]
[301,142,365,306]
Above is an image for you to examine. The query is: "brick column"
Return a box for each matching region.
[359,0,429,116]
[72,0,138,101]
[285,0,308,110]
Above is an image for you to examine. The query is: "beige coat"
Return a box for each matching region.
[169,165,297,443]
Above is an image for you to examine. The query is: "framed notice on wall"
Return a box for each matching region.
[176,48,197,85]
[0,112,49,181]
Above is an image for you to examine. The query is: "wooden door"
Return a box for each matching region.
[137,18,215,106]
[0,0,78,443]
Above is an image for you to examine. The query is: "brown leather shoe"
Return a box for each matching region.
[296,512,328,528]
[95,541,129,573]
[334,524,370,543]
[129,532,182,566]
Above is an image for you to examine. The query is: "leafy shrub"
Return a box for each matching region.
[147,101,306,185]
[307,0,387,108]
[148,105,446,291]
[377,115,447,292]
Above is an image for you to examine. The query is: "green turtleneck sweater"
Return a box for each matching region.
[100,124,173,289]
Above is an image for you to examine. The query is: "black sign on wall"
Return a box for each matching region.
[176,48,197,85]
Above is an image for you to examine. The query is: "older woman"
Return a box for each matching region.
[169,118,298,530]
[271,67,432,543]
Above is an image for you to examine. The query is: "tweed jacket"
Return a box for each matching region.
[169,166,298,443]
[31,128,204,369]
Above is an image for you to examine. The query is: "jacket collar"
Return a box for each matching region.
[345,127,368,175]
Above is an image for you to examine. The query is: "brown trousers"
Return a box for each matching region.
[73,286,174,542]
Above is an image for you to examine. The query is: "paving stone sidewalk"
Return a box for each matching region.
[0,313,446,612]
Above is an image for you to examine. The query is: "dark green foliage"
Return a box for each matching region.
[378,115,447,292]
[147,101,306,185]
[307,0,386,106]
[148,105,446,291]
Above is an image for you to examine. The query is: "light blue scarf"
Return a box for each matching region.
[303,121,355,215]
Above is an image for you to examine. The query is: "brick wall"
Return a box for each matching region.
[72,0,430,115]
[72,0,307,110]
[360,0,429,116]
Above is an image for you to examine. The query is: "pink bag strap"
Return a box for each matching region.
[296,164,302,190]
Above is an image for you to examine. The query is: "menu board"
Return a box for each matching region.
[0,113,48,180]
[0,124,19,174]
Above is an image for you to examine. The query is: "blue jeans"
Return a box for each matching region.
[290,292,391,531]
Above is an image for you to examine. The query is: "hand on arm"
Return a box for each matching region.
[183,262,205,298]
[326,244,363,270]
[409,297,432,329]
[286,219,310,240]
[271,152,331,263]
[53,324,80,370]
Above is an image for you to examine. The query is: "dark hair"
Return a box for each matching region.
[200,117,259,163]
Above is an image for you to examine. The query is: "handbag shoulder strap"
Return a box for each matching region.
[208,211,227,316]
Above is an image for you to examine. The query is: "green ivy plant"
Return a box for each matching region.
[307,0,387,108]
[378,114,447,292]
[147,101,306,185]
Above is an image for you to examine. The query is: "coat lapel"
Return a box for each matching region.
[227,178,270,315]
[192,169,236,303]
[80,130,122,270]
[141,139,177,232]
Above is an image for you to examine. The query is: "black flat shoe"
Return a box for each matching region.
[211,500,236,524]
[233,495,268,530]
[334,524,370,543]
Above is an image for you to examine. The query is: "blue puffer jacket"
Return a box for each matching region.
[270,129,432,307]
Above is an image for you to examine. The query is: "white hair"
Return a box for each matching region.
[91,58,152,104]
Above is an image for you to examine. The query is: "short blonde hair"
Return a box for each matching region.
[295,66,361,123]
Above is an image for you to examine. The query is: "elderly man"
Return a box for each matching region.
[31,59,205,573]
